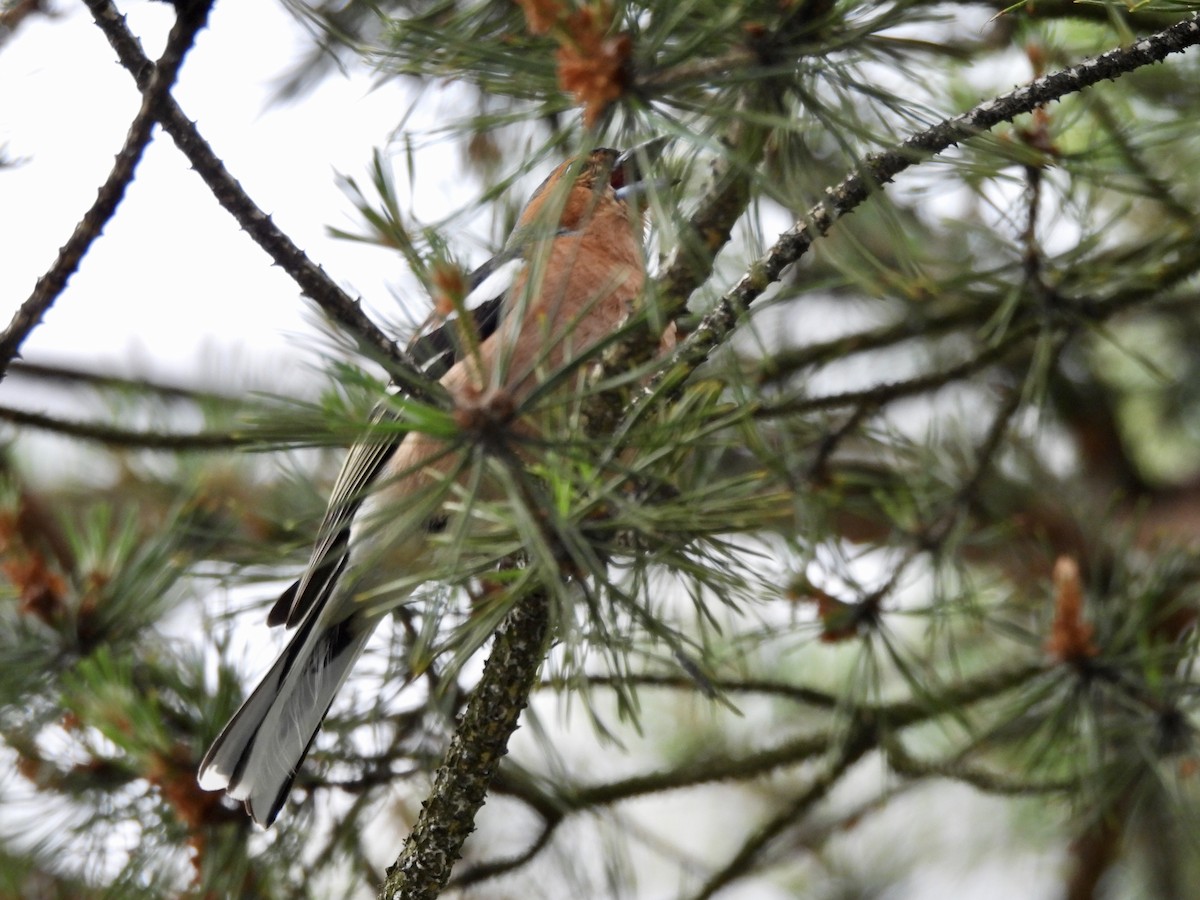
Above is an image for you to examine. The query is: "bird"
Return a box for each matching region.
[197,143,664,827]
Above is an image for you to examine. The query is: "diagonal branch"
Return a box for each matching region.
[0,0,214,381]
[379,593,552,900]
[655,12,1200,393]
[79,0,434,398]
[690,728,872,900]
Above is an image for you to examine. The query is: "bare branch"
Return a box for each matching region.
[78,0,435,398]
[9,358,238,403]
[689,729,872,900]
[0,404,252,450]
[0,0,214,380]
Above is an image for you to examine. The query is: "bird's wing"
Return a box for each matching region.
[267,258,516,629]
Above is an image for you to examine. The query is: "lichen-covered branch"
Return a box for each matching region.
[380,595,552,900]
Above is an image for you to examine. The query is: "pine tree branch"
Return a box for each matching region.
[379,594,551,900]
[653,97,769,312]
[756,232,1200,388]
[552,672,843,708]
[8,359,238,403]
[756,303,988,386]
[970,0,1186,31]
[0,0,214,382]
[445,660,1044,889]
[689,725,873,900]
[552,661,1040,811]
[425,19,1179,874]
[588,81,784,436]
[447,812,558,889]
[0,404,252,450]
[449,662,1044,889]
[653,12,1200,394]
[686,651,1053,900]
[79,0,435,397]
[883,735,1077,796]
[756,320,1048,418]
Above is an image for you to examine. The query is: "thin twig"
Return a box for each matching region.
[554,662,1041,810]
[543,672,842,708]
[8,359,239,403]
[756,303,987,386]
[690,727,873,900]
[883,734,1078,796]
[756,321,1044,418]
[447,817,559,888]
[0,404,252,450]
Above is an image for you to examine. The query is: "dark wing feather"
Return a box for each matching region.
[268,259,512,629]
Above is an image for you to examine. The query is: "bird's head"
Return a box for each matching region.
[515,140,668,236]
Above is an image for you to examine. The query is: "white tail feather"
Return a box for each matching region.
[198,611,376,826]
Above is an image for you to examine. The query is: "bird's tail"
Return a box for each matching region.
[197,607,375,826]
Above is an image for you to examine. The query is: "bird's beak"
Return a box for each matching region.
[613,137,673,202]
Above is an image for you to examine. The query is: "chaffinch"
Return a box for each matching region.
[198,145,663,826]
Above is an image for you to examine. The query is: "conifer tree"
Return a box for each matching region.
[4,1,1200,897]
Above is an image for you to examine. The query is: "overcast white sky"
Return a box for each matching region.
[0,0,485,395]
